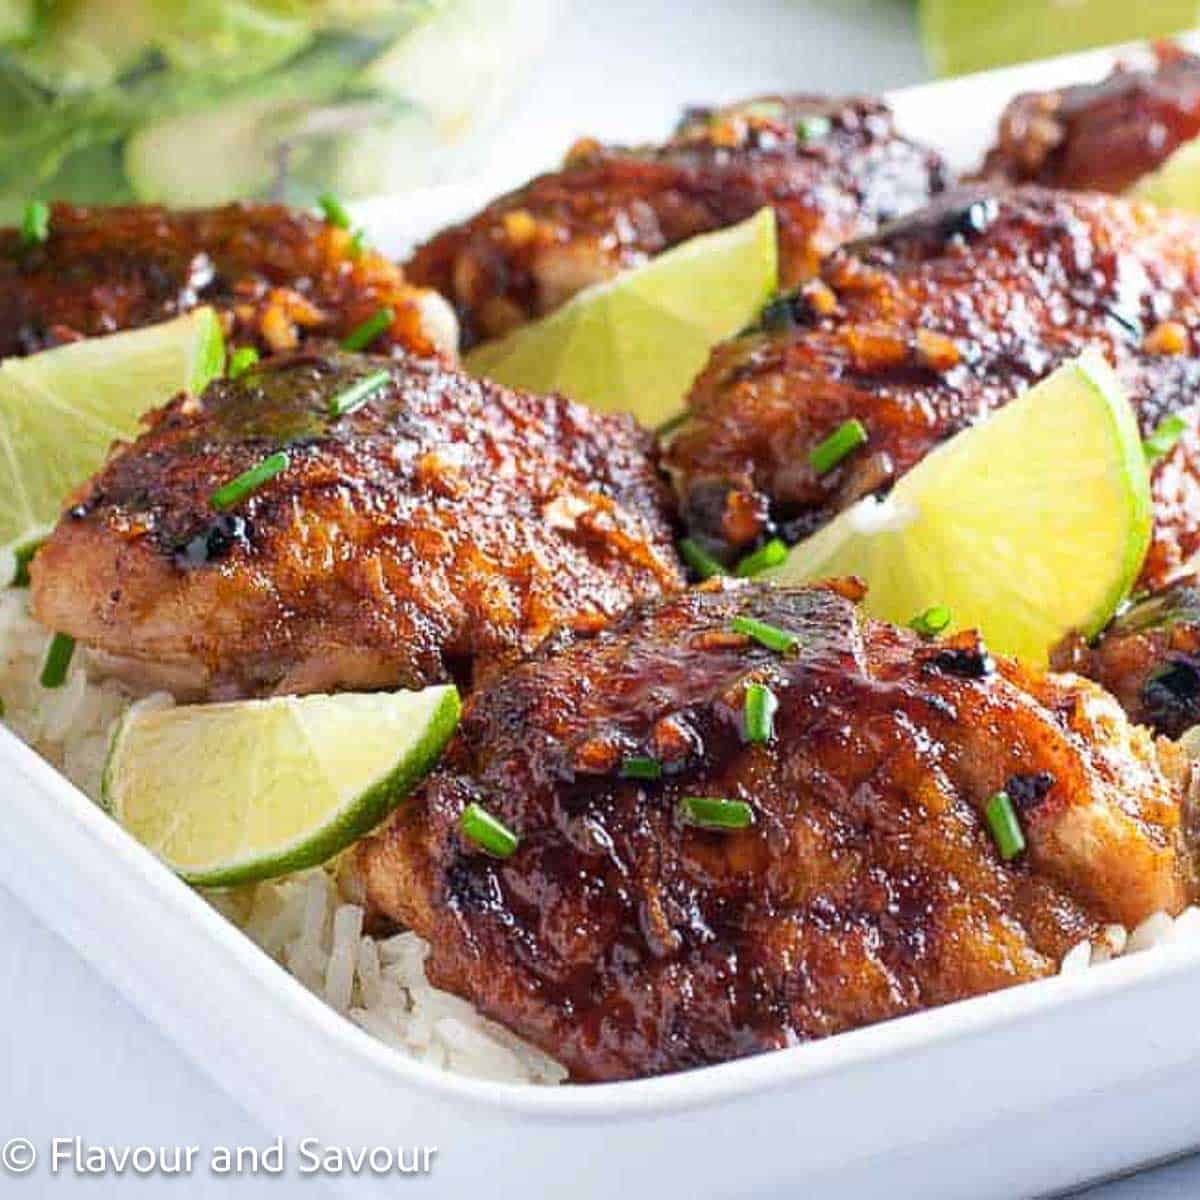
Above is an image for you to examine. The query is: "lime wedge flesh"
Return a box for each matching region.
[0,308,225,582]
[1132,136,1200,210]
[103,685,461,887]
[465,207,778,428]
[766,351,1152,667]
[919,0,1200,77]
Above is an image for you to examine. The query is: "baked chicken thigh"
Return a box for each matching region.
[360,581,1191,1081]
[666,186,1200,590]
[30,351,681,698]
[406,95,948,347]
[0,201,456,359]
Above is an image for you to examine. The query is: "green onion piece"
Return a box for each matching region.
[739,99,785,121]
[40,632,75,689]
[460,802,519,858]
[909,604,952,639]
[743,682,777,743]
[679,537,726,580]
[318,192,352,229]
[211,451,290,511]
[329,369,389,417]
[656,410,690,438]
[735,537,787,577]
[795,115,832,141]
[620,755,663,780]
[341,307,395,352]
[227,346,259,380]
[809,418,868,475]
[1144,413,1188,464]
[20,199,49,247]
[731,615,800,654]
[10,535,46,587]
[985,791,1025,861]
[680,796,754,831]
[348,228,366,258]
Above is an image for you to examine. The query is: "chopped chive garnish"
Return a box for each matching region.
[329,369,389,417]
[40,632,75,689]
[10,535,45,587]
[1144,413,1188,464]
[656,410,690,438]
[211,451,289,511]
[680,796,754,830]
[318,192,352,229]
[735,537,787,577]
[460,802,519,858]
[227,346,259,380]
[810,418,868,475]
[20,199,49,247]
[910,604,952,639]
[348,228,366,257]
[795,115,831,141]
[730,615,800,654]
[621,755,663,780]
[679,537,726,580]
[985,791,1025,861]
[743,682,777,743]
[341,307,395,352]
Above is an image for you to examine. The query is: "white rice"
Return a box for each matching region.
[1,582,1197,1085]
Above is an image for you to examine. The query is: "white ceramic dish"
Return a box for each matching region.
[6,36,1200,1200]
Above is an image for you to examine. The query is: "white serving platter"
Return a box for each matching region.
[6,34,1200,1200]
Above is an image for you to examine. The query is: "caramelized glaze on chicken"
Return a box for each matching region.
[979,42,1200,193]
[1054,581,1200,738]
[0,202,456,359]
[30,352,681,698]
[666,187,1200,588]
[406,95,948,347]
[359,581,1190,1081]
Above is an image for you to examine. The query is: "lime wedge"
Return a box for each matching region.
[919,0,1200,77]
[102,686,461,887]
[766,351,1151,667]
[465,208,778,428]
[0,308,225,583]
[1132,137,1200,210]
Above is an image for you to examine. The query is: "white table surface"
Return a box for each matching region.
[0,1,1193,1195]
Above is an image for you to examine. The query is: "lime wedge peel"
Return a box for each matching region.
[102,685,461,888]
[1132,137,1200,212]
[0,307,225,585]
[918,0,1200,78]
[767,351,1152,667]
[465,207,778,428]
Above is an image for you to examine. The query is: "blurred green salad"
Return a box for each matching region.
[0,0,548,218]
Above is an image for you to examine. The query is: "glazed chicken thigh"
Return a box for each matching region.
[0,201,456,359]
[359,581,1190,1081]
[1054,581,1200,739]
[30,351,681,698]
[406,94,948,347]
[666,186,1200,590]
[979,42,1200,193]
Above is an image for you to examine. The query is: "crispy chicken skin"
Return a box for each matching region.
[979,42,1200,193]
[406,95,949,347]
[359,581,1190,1081]
[30,352,682,699]
[0,201,457,360]
[666,187,1200,588]
[1054,581,1200,739]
